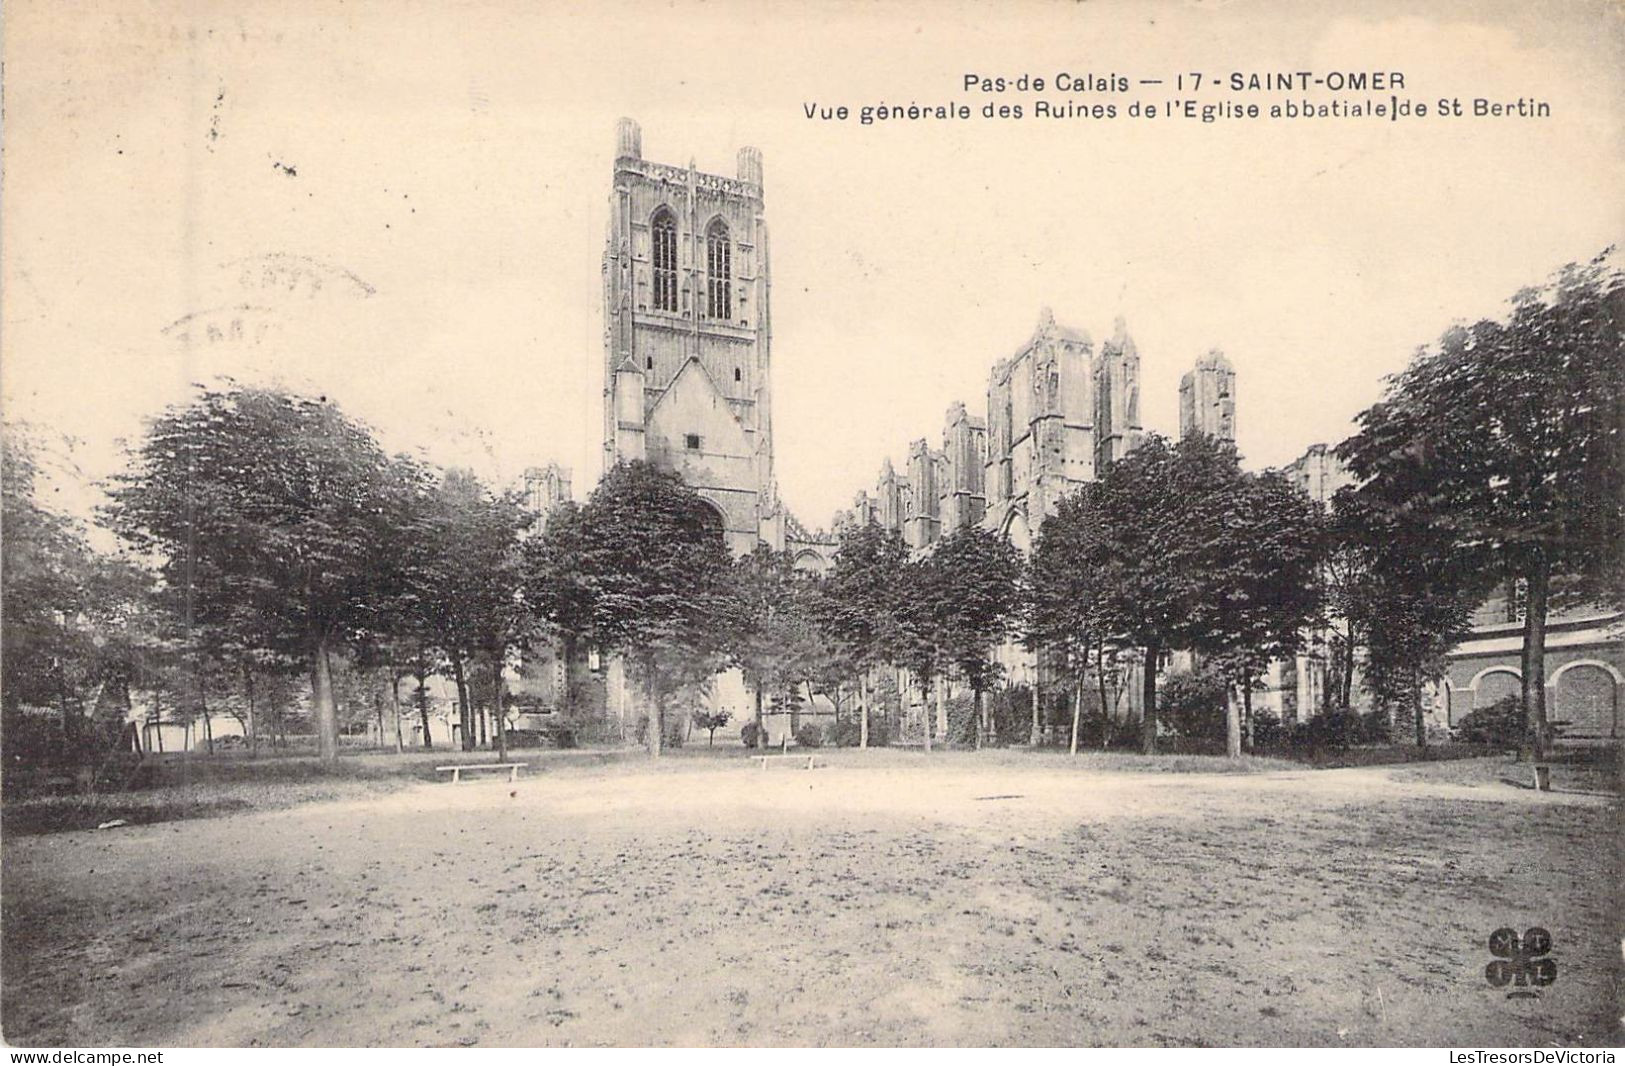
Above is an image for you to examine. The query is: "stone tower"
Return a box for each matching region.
[1179,348,1237,442]
[602,118,776,556]
[521,463,573,532]
[1094,316,1143,470]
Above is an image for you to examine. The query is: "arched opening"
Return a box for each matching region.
[705,218,731,320]
[651,209,678,312]
[999,508,1031,556]
[1553,661,1619,737]
[693,497,728,544]
[791,549,827,575]
[1471,667,1521,711]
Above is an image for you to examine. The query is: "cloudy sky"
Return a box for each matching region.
[4,0,1622,532]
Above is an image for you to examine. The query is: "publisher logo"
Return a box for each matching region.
[1485,926,1556,998]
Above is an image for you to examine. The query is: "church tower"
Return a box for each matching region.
[1179,348,1237,442]
[602,118,776,556]
[1094,316,1144,470]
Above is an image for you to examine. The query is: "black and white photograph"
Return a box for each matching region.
[1,0,1621,1052]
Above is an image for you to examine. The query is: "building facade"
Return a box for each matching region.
[600,118,833,570]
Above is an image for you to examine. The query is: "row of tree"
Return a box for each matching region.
[5,254,1618,766]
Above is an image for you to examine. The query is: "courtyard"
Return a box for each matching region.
[2,750,1618,1047]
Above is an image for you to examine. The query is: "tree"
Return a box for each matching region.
[817,521,910,749]
[691,709,732,746]
[523,500,595,724]
[1338,252,1624,757]
[913,527,1024,747]
[1027,483,1116,754]
[1327,488,1482,748]
[567,461,735,756]
[2,423,94,731]
[106,386,404,763]
[406,468,531,754]
[726,544,825,749]
[1199,468,1324,757]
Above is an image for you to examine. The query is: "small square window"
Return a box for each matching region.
[685,433,702,451]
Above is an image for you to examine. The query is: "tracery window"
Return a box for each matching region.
[651,210,678,312]
[705,219,731,320]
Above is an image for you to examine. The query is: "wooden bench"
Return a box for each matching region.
[752,753,819,770]
[436,762,527,783]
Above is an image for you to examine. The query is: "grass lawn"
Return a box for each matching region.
[2,750,1618,1046]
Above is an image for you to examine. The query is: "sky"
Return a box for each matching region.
[4,0,1622,534]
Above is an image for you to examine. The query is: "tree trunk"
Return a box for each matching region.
[1522,559,1551,760]
[493,650,508,763]
[1242,683,1254,751]
[201,695,214,756]
[1225,679,1243,759]
[1030,672,1041,747]
[1417,666,1430,750]
[415,663,433,748]
[560,634,577,719]
[450,654,472,752]
[310,636,339,764]
[920,673,932,753]
[244,665,258,759]
[935,674,948,746]
[972,686,984,750]
[1140,644,1159,755]
[390,673,406,754]
[859,673,870,750]
[646,661,663,758]
[1069,683,1082,756]
[754,681,766,749]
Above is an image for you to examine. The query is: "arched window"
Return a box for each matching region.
[651,210,678,312]
[705,218,731,320]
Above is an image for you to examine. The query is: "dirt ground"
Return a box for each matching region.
[3,752,1619,1047]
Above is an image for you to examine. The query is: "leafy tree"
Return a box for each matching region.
[691,709,732,746]
[106,386,404,763]
[522,499,595,724]
[816,520,910,749]
[2,424,94,732]
[1078,435,1228,753]
[1338,252,1623,756]
[727,545,825,749]
[407,468,531,754]
[1199,468,1324,757]
[910,527,1024,748]
[1027,482,1118,754]
[566,461,735,756]
[1328,488,1481,748]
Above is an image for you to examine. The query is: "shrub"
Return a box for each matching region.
[794,723,823,748]
[1455,695,1528,747]
[825,718,861,747]
[740,721,766,748]
[1359,708,1393,744]
[1249,708,1284,750]
[1158,668,1229,742]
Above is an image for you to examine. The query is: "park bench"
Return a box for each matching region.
[751,752,820,770]
[436,762,528,784]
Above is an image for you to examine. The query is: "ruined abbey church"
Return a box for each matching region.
[601,118,832,568]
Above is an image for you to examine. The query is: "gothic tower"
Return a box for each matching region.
[1094,316,1143,470]
[602,118,776,556]
[1179,348,1237,442]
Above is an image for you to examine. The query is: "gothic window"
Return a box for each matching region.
[651,210,678,312]
[705,219,731,320]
